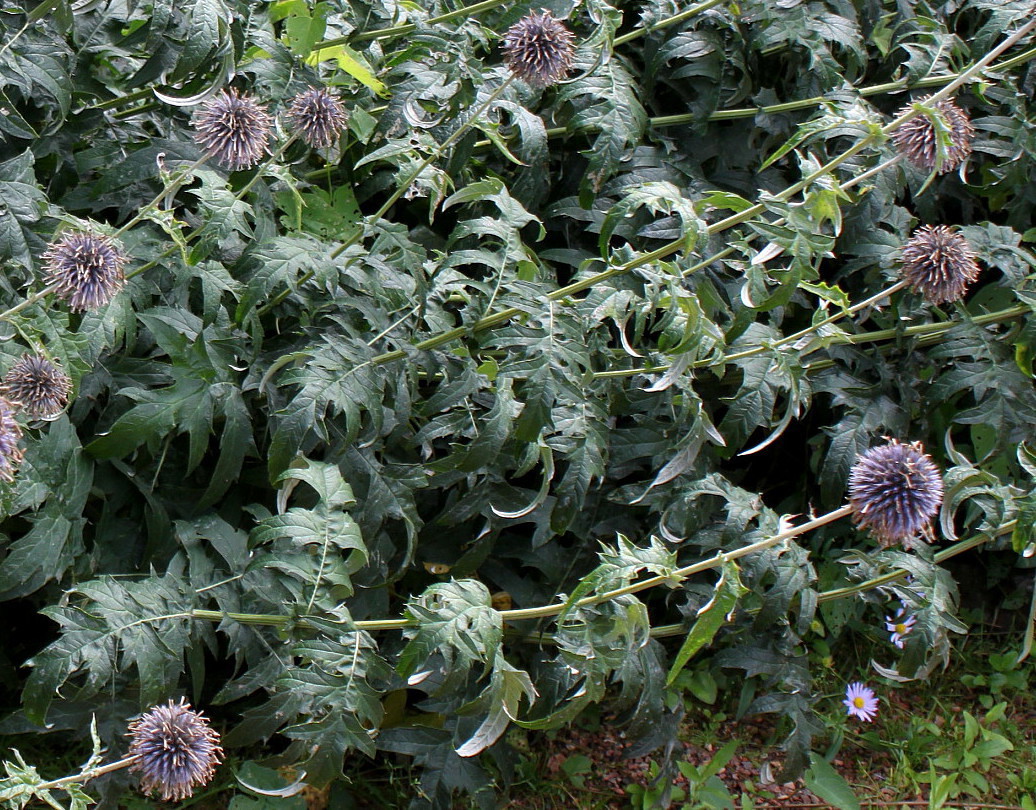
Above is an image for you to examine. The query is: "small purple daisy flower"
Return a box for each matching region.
[0,397,24,482]
[286,87,348,149]
[848,438,944,548]
[885,608,917,649]
[43,231,127,311]
[843,682,879,722]
[501,10,576,87]
[1,355,72,419]
[193,89,272,171]
[128,698,224,801]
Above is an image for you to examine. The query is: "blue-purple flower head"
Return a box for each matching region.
[0,355,72,419]
[0,397,24,482]
[848,439,944,548]
[43,231,127,311]
[193,89,272,170]
[901,225,981,305]
[843,682,878,722]
[502,10,576,87]
[287,87,348,150]
[891,95,974,174]
[128,698,224,802]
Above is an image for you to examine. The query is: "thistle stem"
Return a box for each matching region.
[112,155,210,240]
[33,756,139,792]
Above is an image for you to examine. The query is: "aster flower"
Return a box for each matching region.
[0,355,72,419]
[0,397,23,482]
[193,89,272,170]
[891,95,974,174]
[848,439,944,548]
[42,231,126,312]
[501,10,576,87]
[885,607,917,649]
[286,87,348,149]
[843,682,879,722]
[128,698,224,802]
[900,225,981,305]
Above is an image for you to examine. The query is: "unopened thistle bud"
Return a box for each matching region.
[501,10,576,87]
[0,398,23,482]
[193,89,272,171]
[43,231,127,311]
[900,225,981,305]
[891,96,974,174]
[1,355,72,419]
[128,698,224,802]
[286,87,348,149]
[848,439,943,548]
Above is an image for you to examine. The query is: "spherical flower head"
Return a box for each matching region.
[900,225,981,305]
[848,439,944,548]
[885,608,917,649]
[0,397,23,483]
[843,682,878,722]
[193,89,272,170]
[0,355,72,419]
[501,10,576,87]
[128,698,224,802]
[43,231,126,312]
[286,87,348,150]
[891,96,974,174]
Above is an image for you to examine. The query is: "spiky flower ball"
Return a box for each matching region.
[286,87,348,149]
[900,225,981,305]
[128,698,224,802]
[891,96,974,173]
[848,439,944,548]
[193,89,271,170]
[0,398,23,482]
[1,355,72,419]
[43,231,127,311]
[501,10,576,87]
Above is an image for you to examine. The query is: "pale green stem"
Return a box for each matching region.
[33,756,139,793]
[613,0,727,47]
[190,505,853,631]
[112,155,210,240]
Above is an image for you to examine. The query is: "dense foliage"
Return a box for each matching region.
[2,0,1036,806]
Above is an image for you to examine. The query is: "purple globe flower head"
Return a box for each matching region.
[1,355,72,419]
[900,225,981,305]
[0,397,24,483]
[891,95,974,174]
[848,438,944,548]
[128,698,224,802]
[844,682,879,722]
[43,230,127,312]
[501,10,576,87]
[885,608,917,649]
[193,88,272,171]
[286,87,349,150]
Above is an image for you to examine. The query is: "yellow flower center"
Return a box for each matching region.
[852,697,866,709]
[895,623,908,634]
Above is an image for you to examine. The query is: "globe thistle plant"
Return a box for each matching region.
[848,439,944,548]
[286,87,349,149]
[891,95,974,174]
[0,397,24,482]
[43,230,127,311]
[843,682,879,722]
[0,355,72,419]
[128,699,223,802]
[501,10,576,87]
[900,225,981,305]
[193,89,272,170]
